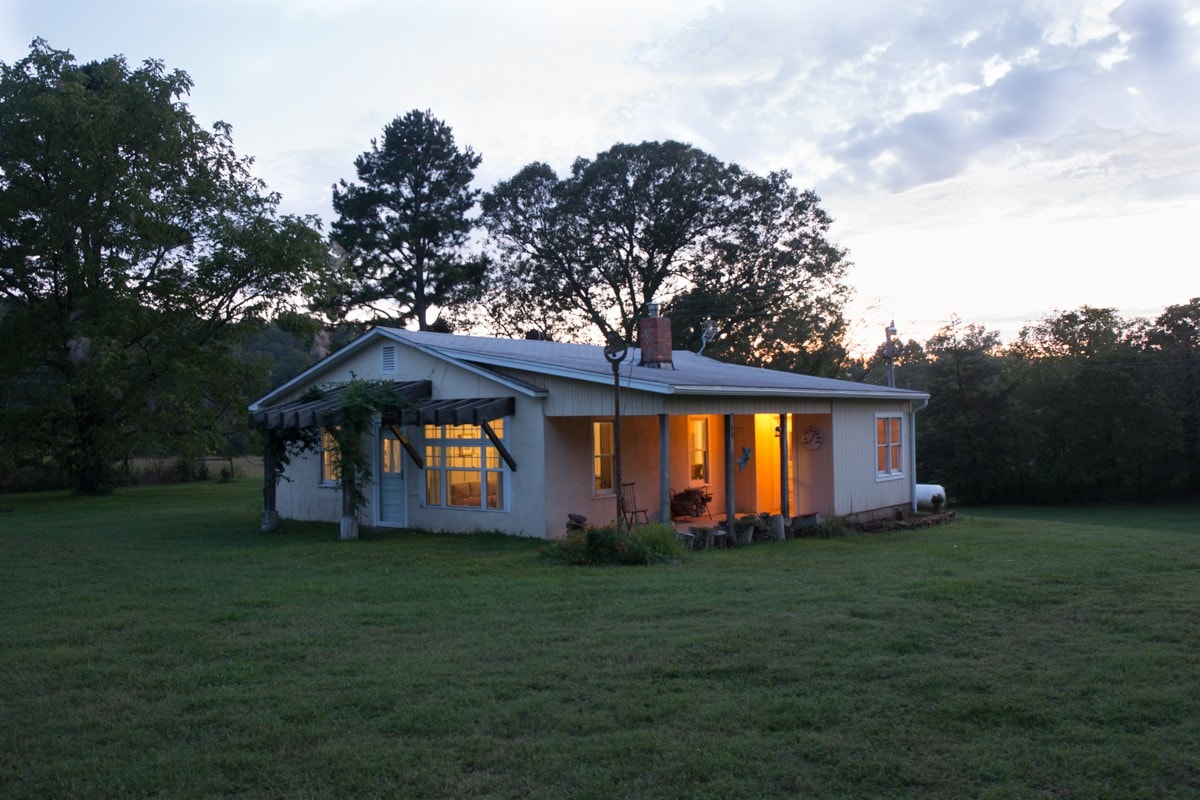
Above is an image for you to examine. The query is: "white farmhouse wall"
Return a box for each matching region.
[831,401,913,519]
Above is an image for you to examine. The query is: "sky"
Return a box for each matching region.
[2,0,1198,353]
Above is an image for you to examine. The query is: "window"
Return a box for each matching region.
[689,417,710,483]
[876,414,903,478]
[319,428,340,485]
[593,420,614,495]
[423,420,506,511]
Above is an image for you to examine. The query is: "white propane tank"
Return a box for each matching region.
[915,484,947,510]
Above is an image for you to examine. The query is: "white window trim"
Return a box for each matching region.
[875,413,904,481]
[421,422,509,512]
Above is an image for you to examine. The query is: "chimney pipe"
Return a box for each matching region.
[638,306,673,368]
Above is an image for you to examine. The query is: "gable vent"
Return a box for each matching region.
[381,345,397,374]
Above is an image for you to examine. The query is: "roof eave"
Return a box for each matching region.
[672,385,931,401]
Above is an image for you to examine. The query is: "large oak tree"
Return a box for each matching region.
[472,140,851,372]
[0,40,328,493]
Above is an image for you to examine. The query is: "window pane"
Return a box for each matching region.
[877,446,887,473]
[490,419,504,438]
[321,429,339,482]
[425,446,442,468]
[595,455,613,492]
[594,421,613,456]
[445,424,481,440]
[486,472,503,509]
[890,418,901,442]
[891,444,902,472]
[448,471,481,507]
[447,446,480,468]
[689,418,709,482]
[425,470,442,505]
[876,418,887,446]
[382,439,401,473]
[484,446,500,469]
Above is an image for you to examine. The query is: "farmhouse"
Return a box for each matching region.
[249,316,929,538]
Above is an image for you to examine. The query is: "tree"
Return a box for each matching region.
[1007,306,1174,501]
[1146,298,1200,493]
[328,109,486,330]
[0,40,328,493]
[472,141,851,362]
[918,317,1016,503]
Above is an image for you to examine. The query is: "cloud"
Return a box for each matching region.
[635,0,1198,200]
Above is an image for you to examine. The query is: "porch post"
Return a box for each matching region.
[261,429,279,532]
[779,413,790,519]
[658,413,670,523]
[724,413,736,525]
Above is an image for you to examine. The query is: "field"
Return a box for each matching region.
[2,481,1197,799]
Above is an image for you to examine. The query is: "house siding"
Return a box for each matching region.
[832,401,913,519]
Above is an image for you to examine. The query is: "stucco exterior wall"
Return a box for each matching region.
[272,338,548,537]
[275,448,348,523]
[791,413,835,518]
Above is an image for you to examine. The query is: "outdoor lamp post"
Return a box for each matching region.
[885,320,897,388]
[603,334,629,527]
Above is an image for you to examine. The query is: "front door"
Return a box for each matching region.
[378,430,406,525]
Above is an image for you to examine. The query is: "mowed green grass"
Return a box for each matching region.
[2,482,1198,799]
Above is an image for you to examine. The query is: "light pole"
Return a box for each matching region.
[885,320,897,388]
[603,334,629,527]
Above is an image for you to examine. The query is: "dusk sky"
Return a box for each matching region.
[3,0,1197,353]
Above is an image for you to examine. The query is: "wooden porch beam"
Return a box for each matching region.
[724,413,736,526]
[387,423,425,469]
[779,413,790,520]
[480,419,517,472]
[658,413,670,524]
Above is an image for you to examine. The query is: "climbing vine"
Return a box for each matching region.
[262,377,414,523]
[324,377,410,511]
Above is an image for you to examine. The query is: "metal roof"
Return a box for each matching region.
[384,329,928,402]
[249,326,928,413]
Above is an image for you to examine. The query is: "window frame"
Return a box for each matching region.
[319,428,340,486]
[422,420,508,512]
[875,413,904,481]
[688,416,710,485]
[592,419,615,497]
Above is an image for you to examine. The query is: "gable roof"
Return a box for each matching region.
[250,327,926,411]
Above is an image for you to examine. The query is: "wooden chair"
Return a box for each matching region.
[619,482,649,527]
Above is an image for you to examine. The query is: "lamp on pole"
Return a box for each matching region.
[603,334,629,527]
[885,320,898,388]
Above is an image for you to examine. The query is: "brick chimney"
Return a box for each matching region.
[638,303,673,368]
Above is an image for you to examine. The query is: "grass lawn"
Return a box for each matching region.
[2,481,1198,799]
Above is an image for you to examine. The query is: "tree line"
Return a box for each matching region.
[1,42,853,493]
[2,40,1195,504]
[853,304,1200,504]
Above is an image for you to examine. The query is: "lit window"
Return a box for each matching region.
[689,417,710,483]
[319,428,340,484]
[593,420,614,495]
[423,420,506,511]
[876,415,903,478]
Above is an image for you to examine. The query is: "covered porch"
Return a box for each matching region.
[546,410,835,537]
